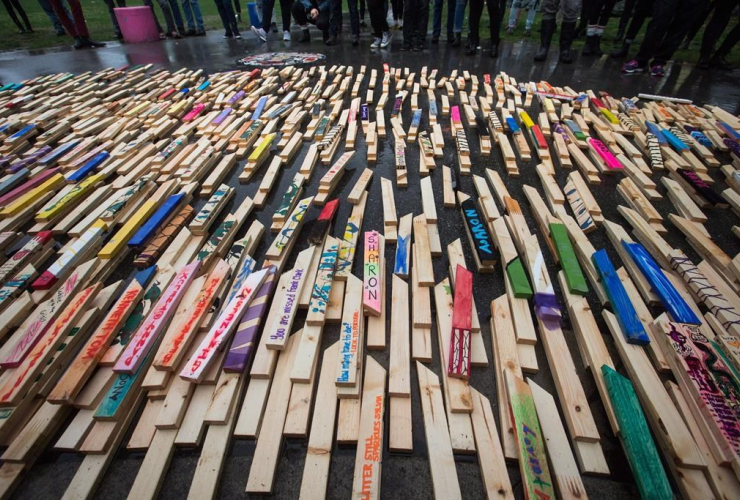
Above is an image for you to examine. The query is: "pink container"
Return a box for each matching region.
[114,7,160,44]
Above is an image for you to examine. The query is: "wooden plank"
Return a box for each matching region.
[366,234,387,350]
[411,248,432,362]
[389,275,410,397]
[448,265,473,379]
[416,362,462,500]
[245,333,298,493]
[348,168,373,204]
[351,356,386,499]
[413,215,434,287]
[443,166,455,207]
[470,388,514,499]
[506,371,556,500]
[336,274,363,387]
[299,342,339,498]
[394,213,412,278]
[336,192,367,280]
[602,365,673,500]
[529,379,588,500]
[363,231,382,316]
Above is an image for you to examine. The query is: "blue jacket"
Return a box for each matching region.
[299,0,331,13]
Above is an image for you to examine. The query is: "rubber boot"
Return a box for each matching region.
[465,38,477,55]
[451,32,461,47]
[490,41,499,58]
[534,18,556,61]
[559,21,576,64]
[592,34,603,56]
[582,35,595,55]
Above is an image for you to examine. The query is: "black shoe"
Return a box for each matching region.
[351,34,359,45]
[432,34,439,44]
[490,42,498,58]
[582,35,595,56]
[196,29,206,36]
[592,35,603,56]
[325,35,338,46]
[298,29,310,42]
[559,21,576,64]
[451,33,461,47]
[114,31,123,40]
[185,29,196,36]
[697,55,711,70]
[73,36,86,49]
[18,29,28,34]
[413,42,423,51]
[401,41,412,51]
[447,32,454,43]
[223,31,233,38]
[614,29,624,42]
[465,39,477,55]
[360,20,366,27]
[712,54,734,71]
[610,41,630,58]
[83,36,106,48]
[534,18,555,61]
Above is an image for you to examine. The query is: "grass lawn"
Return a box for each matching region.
[0,0,739,66]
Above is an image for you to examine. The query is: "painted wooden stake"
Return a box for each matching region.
[336,274,363,387]
[113,260,201,374]
[351,356,386,500]
[265,196,313,260]
[448,265,473,379]
[180,268,268,382]
[363,231,382,316]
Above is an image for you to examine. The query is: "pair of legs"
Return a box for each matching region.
[261,0,293,32]
[102,0,126,37]
[368,0,390,37]
[432,0,454,40]
[466,0,504,54]
[699,0,740,68]
[402,0,429,46]
[2,0,32,32]
[581,0,616,55]
[180,0,205,32]
[390,0,402,20]
[633,0,703,67]
[611,0,653,56]
[213,0,240,35]
[508,0,538,31]
[48,0,105,46]
[534,0,581,63]
[37,0,71,35]
[682,0,714,47]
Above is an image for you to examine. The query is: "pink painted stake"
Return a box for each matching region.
[363,231,382,316]
[113,260,201,374]
[588,137,624,170]
[451,106,462,125]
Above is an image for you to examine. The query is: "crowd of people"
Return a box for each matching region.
[3,0,739,74]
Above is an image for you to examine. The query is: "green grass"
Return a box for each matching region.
[0,1,738,66]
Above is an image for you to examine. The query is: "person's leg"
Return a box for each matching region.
[9,0,33,31]
[559,0,580,62]
[2,0,26,31]
[180,0,195,30]
[525,0,537,31]
[633,0,679,66]
[617,0,637,35]
[534,0,559,60]
[508,0,521,29]
[446,0,454,36]
[682,0,714,48]
[142,0,165,33]
[260,0,275,36]
[488,0,504,42]
[64,0,89,36]
[328,0,341,37]
[316,9,330,37]
[368,0,389,36]
[611,0,651,56]
[699,0,732,58]
[416,0,429,45]
[102,0,122,36]
[402,0,415,44]
[280,0,292,30]
[168,0,186,32]
[432,0,443,36]
[37,0,66,34]
[213,0,233,35]
[467,0,483,50]
[348,0,360,35]
[713,17,740,67]
[453,0,466,33]
[188,0,205,30]
[48,0,78,36]
[651,0,703,66]
[156,0,179,34]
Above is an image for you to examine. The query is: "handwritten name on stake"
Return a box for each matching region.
[180,268,268,382]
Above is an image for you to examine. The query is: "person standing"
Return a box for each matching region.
[507,0,538,36]
[347,0,362,44]
[614,0,636,40]
[621,0,703,76]
[533,0,581,63]
[610,0,653,57]
[582,0,617,56]
[252,0,294,41]
[37,0,71,35]
[466,0,504,56]
[293,0,333,42]
[102,0,126,39]
[2,0,33,33]
[698,0,740,69]
[49,0,106,48]
[180,0,206,35]
[367,0,392,47]
[402,0,429,49]
[156,0,186,37]
[213,0,241,37]
[431,0,454,42]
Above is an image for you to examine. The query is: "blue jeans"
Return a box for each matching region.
[181,0,204,30]
[453,0,466,34]
[37,0,71,33]
[432,0,454,36]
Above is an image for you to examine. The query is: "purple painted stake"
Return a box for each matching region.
[223,266,277,373]
[227,90,245,105]
[212,107,232,126]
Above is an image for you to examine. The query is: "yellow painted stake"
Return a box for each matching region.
[0,173,65,218]
[98,199,158,259]
[35,173,106,222]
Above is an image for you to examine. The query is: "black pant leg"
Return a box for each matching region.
[2,0,24,30]
[367,0,388,35]
[291,1,308,24]
[10,0,32,30]
[416,0,429,41]
[699,0,733,56]
[634,0,678,64]
[716,17,740,55]
[280,0,293,30]
[652,0,704,64]
[468,0,483,43]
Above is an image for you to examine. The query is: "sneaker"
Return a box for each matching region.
[223,32,233,39]
[251,26,267,42]
[195,29,206,36]
[370,37,381,48]
[649,64,665,77]
[283,30,291,41]
[401,42,412,51]
[234,31,242,39]
[621,59,645,73]
[351,34,359,46]
[298,28,310,42]
[381,31,392,48]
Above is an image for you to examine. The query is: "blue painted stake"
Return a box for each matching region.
[127,193,185,248]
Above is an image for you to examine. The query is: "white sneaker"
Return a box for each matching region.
[251,26,267,42]
[370,37,381,48]
[283,30,291,41]
[381,31,392,48]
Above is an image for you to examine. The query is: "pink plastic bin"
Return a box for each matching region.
[114,7,160,43]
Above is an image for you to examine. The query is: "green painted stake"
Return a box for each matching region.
[549,223,589,295]
[602,365,673,500]
[506,256,533,298]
